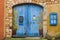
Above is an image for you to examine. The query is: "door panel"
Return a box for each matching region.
[26,5,43,36]
[13,5,27,36]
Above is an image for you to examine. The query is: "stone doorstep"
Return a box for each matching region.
[25,37,40,39]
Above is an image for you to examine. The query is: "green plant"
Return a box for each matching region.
[13,10,18,30]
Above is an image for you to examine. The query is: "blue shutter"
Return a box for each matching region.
[50,12,58,26]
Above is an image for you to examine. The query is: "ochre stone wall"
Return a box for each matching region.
[46,4,60,36]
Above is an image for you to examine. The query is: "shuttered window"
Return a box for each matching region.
[50,12,58,26]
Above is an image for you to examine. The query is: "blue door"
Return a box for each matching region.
[26,5,43,36]
[13,5,27,37]
[13,4,43,37]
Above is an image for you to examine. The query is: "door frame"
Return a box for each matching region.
[4,0,47,37]
[12,3,44,37]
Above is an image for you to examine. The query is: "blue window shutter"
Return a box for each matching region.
[50,12,58,26]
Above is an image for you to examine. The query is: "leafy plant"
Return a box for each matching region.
[13,10,18,30]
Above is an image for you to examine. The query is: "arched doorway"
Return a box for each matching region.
[12,3,44,37]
